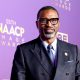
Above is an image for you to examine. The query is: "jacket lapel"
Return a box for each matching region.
[54,39,74,80]
[30,37,53,76]
[54,39,64,80]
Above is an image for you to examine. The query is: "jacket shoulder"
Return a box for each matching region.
[17,38,40,49]
[58,39,77,48]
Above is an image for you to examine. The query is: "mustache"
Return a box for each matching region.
[44,26,54,29]
[44,28,54,31]
[45,25,55,27]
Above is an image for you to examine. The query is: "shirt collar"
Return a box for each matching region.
[42,38,57,51]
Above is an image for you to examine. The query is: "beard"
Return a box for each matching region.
[44,32,56,39]
[39,27,58,39]
[43,28,57,39]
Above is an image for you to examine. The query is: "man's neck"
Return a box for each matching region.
[46,37,56,45]
[40,36,57,45]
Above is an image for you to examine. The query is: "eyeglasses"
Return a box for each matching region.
[38,18,59,25]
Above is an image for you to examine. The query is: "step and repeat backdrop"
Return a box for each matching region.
[0,0,80,80]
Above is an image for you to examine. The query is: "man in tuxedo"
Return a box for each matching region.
[10,6,80,80]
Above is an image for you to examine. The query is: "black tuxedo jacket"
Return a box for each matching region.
[10,37,80,80]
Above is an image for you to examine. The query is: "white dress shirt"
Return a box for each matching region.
[42,39,57,61]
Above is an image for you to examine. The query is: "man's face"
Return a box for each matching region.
[36,9,60,39]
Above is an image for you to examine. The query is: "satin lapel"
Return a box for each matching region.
[30,38,53,75]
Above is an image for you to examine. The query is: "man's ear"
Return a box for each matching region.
[36,21,38,29]
[57,20,60,28]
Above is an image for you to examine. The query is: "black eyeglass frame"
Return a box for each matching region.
[37,18,59,25]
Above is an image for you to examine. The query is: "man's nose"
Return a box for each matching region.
[46,21,52,27]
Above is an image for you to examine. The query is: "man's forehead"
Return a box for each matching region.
[39,9,59,18]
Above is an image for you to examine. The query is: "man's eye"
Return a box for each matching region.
[51,19,57,21]
[40,19,47,22]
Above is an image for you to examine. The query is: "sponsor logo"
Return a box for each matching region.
[57,32,68,42]
[52,0,71,11]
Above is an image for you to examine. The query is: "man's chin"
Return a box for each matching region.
[44,33,56,39]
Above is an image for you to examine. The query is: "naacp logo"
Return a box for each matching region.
[0,19,25,47]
